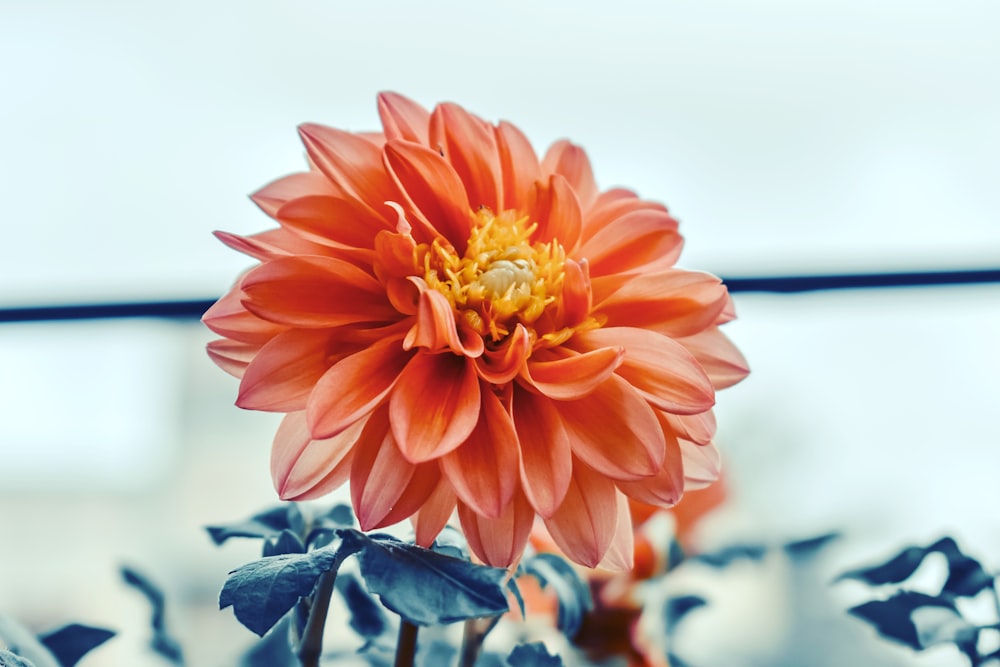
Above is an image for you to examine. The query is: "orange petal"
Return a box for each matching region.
[557,374,665,481]
[596,491,635,572]
[276,195,391,249]
[431,103,501,212]
[577,208,682,278]
[272,411,362,500]
[237,329,338,412]
[593,270,730,338]
[377,91,430,144]
[680,439,721,490]
[512,387,572,517]
[404,288,484,357]
[307,335,410,438]
[250,170,337,218]
[616,417,684,507]
[297,123,396,223]
[677,327,750,390]
[543,460,619,568]
[206,338,257,378]
[521,345,624,401]
[241,256,396,328]
[571,327,715,415]
[528,173,582,251]
[373,227,419,280]
[495,121,541,212]
[350,406,441,529]
[202,286,286,344]
[458,489,534,568]
[541,140,599,212]
[663,410,716,446]
[440,388,519,519]
[390,353,481,462]
[581,190,666,245]
[555,258,591,329]
[411,477,457,547]
[476,323,532,384]
[383,140,473,248]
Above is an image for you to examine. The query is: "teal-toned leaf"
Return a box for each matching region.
[839,537,993,598]
[351,532,509,626]
[38,624,115,667]
[430,526,470,561]
[506,642,563,666]
[220,539,362,637]
[238,618,297,667]
[506,579,526,619]
[263,530,306,557]
[665,595,707,628]
[306,504,355,548]
[207,505,305,546]
[783,533,839,559]
[121,566,184,664]
[849,591,957,649]
[336,573,387,639]
[522,553,592,638]
[0,617,57,667]
[692,543,766,568]
[0,649,36,667]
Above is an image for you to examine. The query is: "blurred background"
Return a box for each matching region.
[2,1,998,665]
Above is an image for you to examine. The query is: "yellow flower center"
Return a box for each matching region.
[419,209,567,342]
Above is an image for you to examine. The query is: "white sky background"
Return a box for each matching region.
[1,4,999,656]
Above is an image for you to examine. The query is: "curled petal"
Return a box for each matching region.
[350,406,441,529]
[404,288,485,357]
[512,387,572,517]
[383,140,473,248]
[272,411,362,500]
[241,256,396,328]
[557,375,665,481]
[440,388,519,519]
[571,327,715,415]
[557,258,592,328]
[206,338,257,378]
[616,417,684,507]
[528,174,582,251]
[521,346,623,401]
[250,171,338,218]
[238,329,339,412]
[680,439,722,490]
[378,91,431,144]
[373,227,419,280]
[307,336,410,438]
[594,270,730,338]
[495,121,541,212]
[544,460,619,568]
[459,489,534,568]
[577,208,683,277]
[596,491,635,572]
[475,323,531,384]
[390,353,481,462]
[431,102,501,212]
[542,139,599,212]
[677,327,750,390]
[411,478,457,547]
[276,195,391,249]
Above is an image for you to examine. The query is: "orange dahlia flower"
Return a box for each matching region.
[204,92,748,570]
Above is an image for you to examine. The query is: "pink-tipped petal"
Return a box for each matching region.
[512,387,572,517]
[431,103,501,212]
[459,490,534,568]
[557,375,665,481]
[439,389,519,519]
[542,140,599,211]
[307,336,409,438]
[241,256,396,328]
[378,92,431,144]
[272,411,362,500]
[571,327,715,415]
[544,460,619,568]
[521,346,624,401]
[390,353,481,462]
[238,329,338,412]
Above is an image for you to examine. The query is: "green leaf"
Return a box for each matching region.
[506,642,563,666]
[121,566,184,664]
[37,624,115,667]
[207,505,305,546]
[220,538,362,637]
[350,532,509,626]
[521,553,592,638]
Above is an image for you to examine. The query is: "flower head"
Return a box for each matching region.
[204,92,748,569]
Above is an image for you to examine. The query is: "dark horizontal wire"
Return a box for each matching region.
[1,267,999,323]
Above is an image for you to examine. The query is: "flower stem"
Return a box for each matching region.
[394,620,420,667]
[458,618,483,667]
[297,569,337,667]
